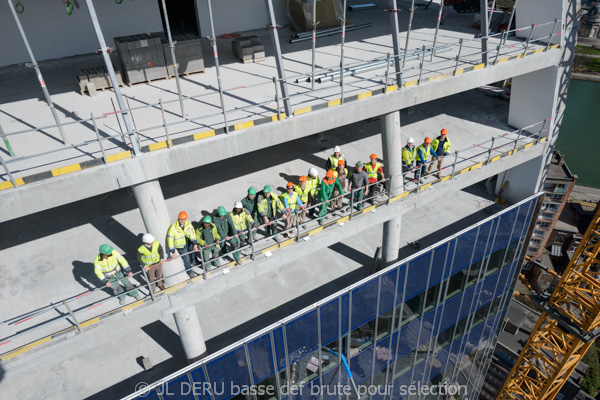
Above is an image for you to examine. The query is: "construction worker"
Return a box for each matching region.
[94,244,141,305]
[318,170,343,225]
[196,216,221,270]
[241,187,259,223]
[402,137,417,182]
[232,201,258,245]
[281,182,305,237]
[416,137,439,183]
[214,206,241,266]
[429,128,451,179]
[349,161,369,210]
[257,185,286,241]
[167,211,199,278]
[295,176,311,224]
[325,145,346,171]
[137,233,166,293]
[332,159,349,211]
[307,168,320,217]
[365,153,385,201]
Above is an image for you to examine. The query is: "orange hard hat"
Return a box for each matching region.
[424,137,432,144]
[299,175,307,182]
[338,159,345,165]
[441,128,448,135]
[286,182,294,188]
[178,211,188,220]
[370,153,378,159]
[325,170,335,178]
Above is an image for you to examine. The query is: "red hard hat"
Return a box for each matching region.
[299,175,307,182]
[370,153,378,159]
[338,159,345,165]
[178,211,188,220]
[424,137,432,144]
[286,182,294,188]
[441,128,448,135]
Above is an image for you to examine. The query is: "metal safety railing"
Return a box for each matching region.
[0,17,563,187]
[0,117,550,356]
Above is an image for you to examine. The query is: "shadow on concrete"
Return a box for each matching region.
[71,261,99,292]
[141,321,186,359]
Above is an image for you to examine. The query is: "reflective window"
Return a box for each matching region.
[350,319,375,356]
[402,292,424,326]
[446,269,468,301]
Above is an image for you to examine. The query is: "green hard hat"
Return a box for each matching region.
[203,215,212,224]
[217,206,227,216]
[263,185,271,194]
[356,161,364,167]
[99,244,113,254]
[248,187,256,195]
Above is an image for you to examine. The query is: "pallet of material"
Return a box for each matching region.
[161,33,205,76]
[232,36,265,64]
[167,69,205,79]
[77,66,124,96]
[114,33,168,85]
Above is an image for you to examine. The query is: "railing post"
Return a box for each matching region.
[418,45,426,84]
[206,0,230,133]
[451,150,458,178]
[199,246,207,280]
[249,227,256,261]
[273,77,283,120]
[513,128,523,153]
[159,98,172,148]
[140,265,156,301]
[91,113,107,164]
[384,53,391,90]
[350,187,355,220]
[453,39,463,76]
[537,119,548,144]
[502,0,518,45]
[416,165,422,191]
[387,175,393,205]
[522,23,535,57]
[487,137,495,164]
[63,300,82,332]
[0,124,15,157]
[546,18,559,51]
[296,211,300,241]
[493,31,504,65]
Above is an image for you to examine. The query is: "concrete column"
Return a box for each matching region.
[132,179,207,361]
[380,111,403,267]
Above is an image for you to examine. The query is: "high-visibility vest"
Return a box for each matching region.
[333,167,348,180]
[365,162,382,180]
[137,241,160,266]
[402,146,416,165]
[307,176,320,197]
[232,209,254,231]
[94,250,128,280]
[167,221,196,249]
[328,154,346,169]
[431,136,451,154]
[281,191,300,211]
[196,223,221,247]
[295,184,311,204]
[417,144,432,162]
[257,193,284,217]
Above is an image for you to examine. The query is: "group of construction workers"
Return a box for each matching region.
[402,129,451,183]
[94,145,392,304]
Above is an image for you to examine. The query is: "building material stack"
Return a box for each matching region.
[231,36,265,64]
[114,34,168,85]
[162,33,205,76]
[77,66,123,96]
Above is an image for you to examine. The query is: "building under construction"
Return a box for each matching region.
[0,0,584,399]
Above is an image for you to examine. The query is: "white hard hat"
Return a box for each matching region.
[407,137,415,143]
[142,233,155,243]
[234,201,243,209]
[308,167,318,176]
[334,145,341,153]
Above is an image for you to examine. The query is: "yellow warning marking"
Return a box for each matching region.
[474,63,485,71]
[0,336,52,361]
[497,57,509,64]
[491,156,501,163]
[362,205,376,213]
[534,48,543,55]
[0,178,24,191]
[234,120,254,131]
[193,130,215,140]
[328,99,341,107]
[524,143,533,149]
[51,163,82,177]
[337,216,350,224]
[121,300,144,312]
[162,281,188,295]
[279,238,295,248]
[550,44,559,50]
[358,91,372,100]
[516,54,523,59]
[454,69,464,76]
[309,227,323,235]
[404,80,418,88]
[262,244,279,254]
[460,168,469,175]
[386,84,398,93]
[470,162,483,171]
[540,137,547,143]
[294,106,312,115]
[80,317,100,329]
[508,150,514,156]
[441,176,451,182]
[106,151,132,163]
[148,141,170,152]
[271,113,286,122]
[420,183,432,190]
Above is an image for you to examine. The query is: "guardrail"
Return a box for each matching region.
[0,117,550,360]
[0,18,563,190]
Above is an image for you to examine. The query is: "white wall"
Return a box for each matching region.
[0,0,163,67]
[195,0,289,37]
[515,0,564,45]
[496,156,546,204]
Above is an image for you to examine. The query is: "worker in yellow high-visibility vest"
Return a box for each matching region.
[325,145,347,170]
[281,181,305,238]
[428,128,451,179]
[94,244,141,305]
[402,137,417,182]
[307,168,320,217]
[166,211,199,278]
[416,137,439,183]
[295,175,311,225]
[232,201,258,245]
[365,153,385,202]
[137,233,166,293]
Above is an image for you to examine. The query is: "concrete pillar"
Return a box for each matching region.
[132,179,207,362]
[380,111,403,267]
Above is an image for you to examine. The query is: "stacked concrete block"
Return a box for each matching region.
[114,33,168,85]
[77,66,123,96]
[231,36,265,64]
[161,33,205,76]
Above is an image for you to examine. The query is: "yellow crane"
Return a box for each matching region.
[498,204,600,399]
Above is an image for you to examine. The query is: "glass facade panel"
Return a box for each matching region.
[124,196,541,400]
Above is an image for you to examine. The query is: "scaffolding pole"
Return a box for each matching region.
[430,0,444,61]
[480,0,490,65]
[0,124,15,157]
[207,0,230,134]
[403,0,416,67]
[339,0,347,102]
[83,0,141,156]
[387,0,403,86]
[160,0,185,118]
[7,0,68,145]
[311,0,319,90]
